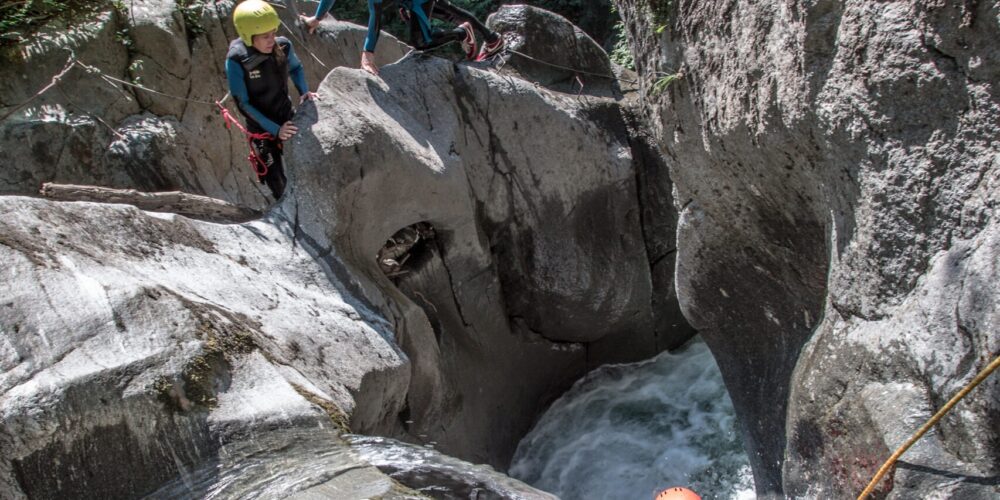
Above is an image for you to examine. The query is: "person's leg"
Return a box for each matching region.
[410,1,459,49]
[427,0,499,43]
[363,0,384,53]
[407,1,424,47]
[408,0,475,57]
[251,137,287,200]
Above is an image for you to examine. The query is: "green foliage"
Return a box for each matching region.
[127,57,143,83]
[0,0,109,47]
[609,19,633,70]
[649,71,681,96]
[109,0,144,83]
[177,0,206,42]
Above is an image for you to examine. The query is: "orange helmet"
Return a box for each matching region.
[655,486,702,500]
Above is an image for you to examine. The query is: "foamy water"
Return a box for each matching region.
[509,338,755,499]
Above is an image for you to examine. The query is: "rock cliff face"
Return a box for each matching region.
[281,52,669,466]
[0,0,406,208]
[1,2,694,497]
[616,0,999,497]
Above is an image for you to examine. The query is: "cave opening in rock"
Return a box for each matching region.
[375,221,443,347]
[376,222,437,282]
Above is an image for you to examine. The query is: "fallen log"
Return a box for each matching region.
[39,183,262,223]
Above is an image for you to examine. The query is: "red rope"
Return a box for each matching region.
[217,101,274,178]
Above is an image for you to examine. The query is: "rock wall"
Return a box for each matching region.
[1,2,697,496]
[281,46,691,465]
[616,0,999,497]
[0,0,406,209]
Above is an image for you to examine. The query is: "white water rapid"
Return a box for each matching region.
[509,338,755,500]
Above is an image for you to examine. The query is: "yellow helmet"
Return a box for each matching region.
[233,0,280,46]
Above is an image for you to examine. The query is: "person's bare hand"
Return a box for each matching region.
[299,15,322,34]
[300,92,319,104]
[361,51,379,76]
[278,121,298,141]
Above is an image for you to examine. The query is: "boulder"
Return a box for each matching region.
[350,435,558,499]
[127,0,192,117]
[280,52,690,466]
[486,5,615,93]
[0,197,408,498]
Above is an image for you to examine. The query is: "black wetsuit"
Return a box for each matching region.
[225,37,308,200]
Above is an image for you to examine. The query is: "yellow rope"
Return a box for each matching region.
[857,352,1000,499]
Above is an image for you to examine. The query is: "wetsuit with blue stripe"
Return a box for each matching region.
[225,36,308,199]
[313,0,499,53]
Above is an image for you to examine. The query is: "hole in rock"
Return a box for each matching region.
[376,221,437,281]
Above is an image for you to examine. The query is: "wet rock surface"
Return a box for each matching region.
[0,197,408,498]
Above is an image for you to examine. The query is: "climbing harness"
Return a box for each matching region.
[857,352,1000,499]
[216,100,274,178]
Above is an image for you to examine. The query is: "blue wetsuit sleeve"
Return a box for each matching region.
[287,44,308,95]
[225,58,281,136]
[364,0,381,52]
[314,0,335,19]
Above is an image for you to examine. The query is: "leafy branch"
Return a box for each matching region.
[649,71,682,96]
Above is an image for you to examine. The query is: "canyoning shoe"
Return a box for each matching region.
[476,35,505,62]
[459,22,477,60]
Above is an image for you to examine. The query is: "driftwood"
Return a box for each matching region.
[39,183,261,223]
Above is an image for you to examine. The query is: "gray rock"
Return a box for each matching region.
[486,5,615,93]
[2,2,697,496]
[281,53,686,467]
[786,219,1000,499]
[0,11,139,124]
[349,435,557,499]
[127,0,192,117]
[0,197,408,498]
[616,0,1000,496]
[0,0,407,209]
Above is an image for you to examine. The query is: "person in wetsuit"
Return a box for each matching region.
[226,0,317,200]
[300,0,506,75]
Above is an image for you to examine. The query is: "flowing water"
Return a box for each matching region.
[508,338,755,500]
[148,338,753,499]
[146,427,554,499]
[348,435,557,499]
